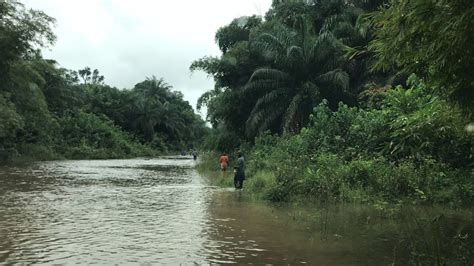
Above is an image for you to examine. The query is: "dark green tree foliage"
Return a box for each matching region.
[62,75,208,154]
[215,15,262,54]
[127,77,202,147]
[193,0,393,149]
[77,67,104,85]
[0,1,58,160]
[57,110,153,159]
[0,93,23,160]
[0,1,55,83]
[191,16,266,137]
[369,0,474,104]
[265,0,310,27]
[244,20,350,135]
[0,1,208,162]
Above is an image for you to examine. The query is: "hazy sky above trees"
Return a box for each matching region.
[24,0,272,113]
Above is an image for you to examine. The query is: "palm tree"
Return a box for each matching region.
[131,77,194,145]
[134,77,172,101]
[244,19,349,136]
[319,0,405,94]
[132,97,164,141]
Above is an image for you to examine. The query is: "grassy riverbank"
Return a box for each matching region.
[199,151,473,207]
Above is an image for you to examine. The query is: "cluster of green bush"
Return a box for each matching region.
[55,111,156,159]
[240,76,473,205]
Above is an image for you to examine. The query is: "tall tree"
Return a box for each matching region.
[0,0,55,84]
[244,20,349,135]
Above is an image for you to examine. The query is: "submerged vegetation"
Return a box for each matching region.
[0,1,208,162]
[194,0,473,206]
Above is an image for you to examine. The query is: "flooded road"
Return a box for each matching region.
[0,158,472,264]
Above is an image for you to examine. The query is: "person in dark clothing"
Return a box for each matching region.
[192,150,197,160]
[233,151,245,189]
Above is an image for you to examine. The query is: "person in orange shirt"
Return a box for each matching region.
[219,152,229,174]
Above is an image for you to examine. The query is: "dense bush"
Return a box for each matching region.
[240,76,473,205]
[57,111,155,159]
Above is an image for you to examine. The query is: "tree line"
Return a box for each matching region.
[194,0,472,150]
[0,1,208,162]
[195,0,473,206]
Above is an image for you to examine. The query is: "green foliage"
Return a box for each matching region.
[57,111,154,159]
[193,0,395,145]
[215,15,262,54]
[0,93,23,141]
[244,19,349,136]
[382,76,473,165]
[225,75,473,205]
[0,0,55,82]
[369,0,474,104]
[197,0,472,208]
[0,1,209,163]
[245,171,279,200]
[200,124,241,152]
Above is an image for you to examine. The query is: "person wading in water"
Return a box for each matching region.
[219,152,229,176]
[233,151,245,189]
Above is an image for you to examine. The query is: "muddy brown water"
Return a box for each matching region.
[0,158,472,264]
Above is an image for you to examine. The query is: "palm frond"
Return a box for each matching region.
[248,68,290,83]
[283,94,302,133]
[320,13,349,33]
[355,13,372,39]
[255,33,285,54]
[317,52,347,73]
[256,104,286,134]
[243,79,280,94]
[315,31,339,46]
[344,45,369,61]
[334,22,356,37]
[302,81,321,101]
[251,88,286,113]
[246,101,286,136]
[310,32,344,62]
[317,69,350,90]
[287,45,304,64]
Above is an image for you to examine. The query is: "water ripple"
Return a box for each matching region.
[1,157,460,264]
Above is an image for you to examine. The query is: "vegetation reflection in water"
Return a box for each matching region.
[0,158,472,264]
[208,190,474,265]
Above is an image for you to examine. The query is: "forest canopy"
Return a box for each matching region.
[0,1,208,162]
[192,0,473,150]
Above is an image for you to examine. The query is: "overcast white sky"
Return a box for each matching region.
[24,0,272,116]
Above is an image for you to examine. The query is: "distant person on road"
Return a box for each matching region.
[192,150,198,160]
[219,152,229,173]
[233,151,245,189]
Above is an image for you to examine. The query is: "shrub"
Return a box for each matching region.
[58,110,155,159]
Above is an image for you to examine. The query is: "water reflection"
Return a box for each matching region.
[203,192,382,264]
[0,158,472,264]
[0,158,213,264]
